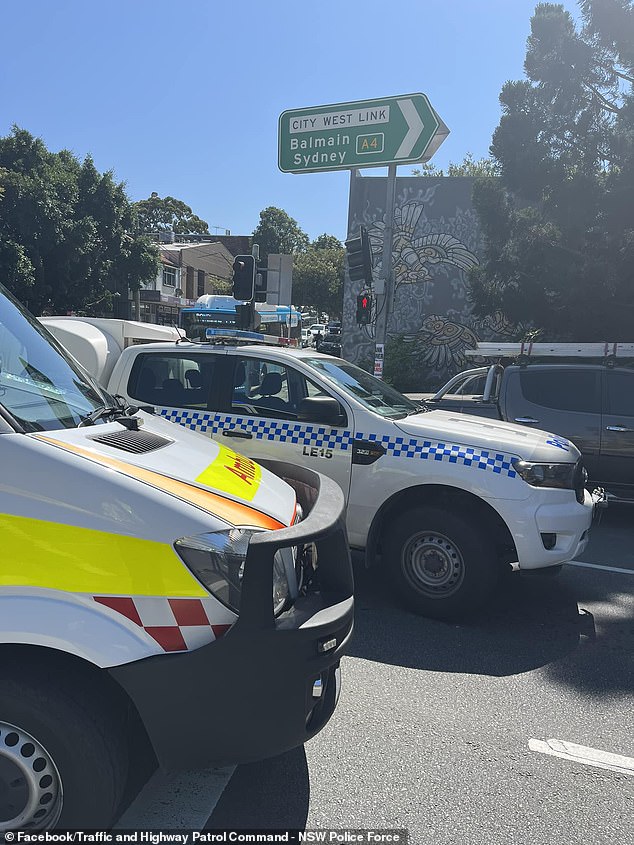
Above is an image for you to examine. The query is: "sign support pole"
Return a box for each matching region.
[373,163,397,379]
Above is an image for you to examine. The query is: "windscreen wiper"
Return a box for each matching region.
[406,403,430,415]
[78,396,141,429]
[78,405,124,426]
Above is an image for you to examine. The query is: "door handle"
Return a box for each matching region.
[222,429,253,439]
[514,417,540,424]
[605,425,634,433]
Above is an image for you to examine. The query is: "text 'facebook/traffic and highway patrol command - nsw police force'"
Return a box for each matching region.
[7,830,408,844]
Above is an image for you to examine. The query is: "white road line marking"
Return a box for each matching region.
[114,765,235,829]
[567,560,634,575]
[529,739,634,775]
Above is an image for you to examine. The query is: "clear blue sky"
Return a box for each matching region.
[2,0,579,242]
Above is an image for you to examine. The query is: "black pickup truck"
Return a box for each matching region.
[420,361,634,501]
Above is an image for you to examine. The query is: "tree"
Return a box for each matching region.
[469,1,634,340]
[0,127,159,314]
[412,153,499,177]
[311,233,343,250]
[252,207,309,260]
[133,193,210,235]
[293,242,345,319]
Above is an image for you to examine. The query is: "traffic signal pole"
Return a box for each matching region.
[373,163,397,379]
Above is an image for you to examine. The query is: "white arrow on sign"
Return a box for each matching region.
[395,98,426,159]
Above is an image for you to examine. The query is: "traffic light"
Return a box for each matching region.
[235,303,253,330]
[254,269,267,303]
[232,255,255,301]
[345,225,373,284]
[356,293,373,325]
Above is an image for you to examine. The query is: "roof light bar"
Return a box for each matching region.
[205,328,265,342]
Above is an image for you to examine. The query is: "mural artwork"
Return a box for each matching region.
[342,174,520,388]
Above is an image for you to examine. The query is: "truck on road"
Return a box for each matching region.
[420,342,634,501]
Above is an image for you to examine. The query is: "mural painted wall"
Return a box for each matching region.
[342,174,517,388]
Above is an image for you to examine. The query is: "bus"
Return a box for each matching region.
[180,295,302,344]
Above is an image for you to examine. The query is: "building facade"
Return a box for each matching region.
[138,240,235,324]
[342,173,516,389]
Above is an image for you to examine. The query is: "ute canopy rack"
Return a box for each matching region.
[465,341,634,367]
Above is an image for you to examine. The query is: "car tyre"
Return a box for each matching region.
[0,673,128,830]
[384,506,499,620]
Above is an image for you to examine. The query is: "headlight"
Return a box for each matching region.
[511,459,577,489]
[174,528,295,617]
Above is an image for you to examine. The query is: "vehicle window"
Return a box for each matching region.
[518,369,600,413]
[231,356,326,420]
[129,354,215,409]
[604,371,634,416]
[453,374,487,395]
[305,358,419,418]
[306,378,329,399]
[0,284,107,431]
[231,357,292,419]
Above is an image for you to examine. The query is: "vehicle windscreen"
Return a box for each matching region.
[0,284,109,431]
[305,357,420,419]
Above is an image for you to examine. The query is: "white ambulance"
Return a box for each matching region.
[42,321,606,624]
[0,289,353,829]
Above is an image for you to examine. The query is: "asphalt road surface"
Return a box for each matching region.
[118,504,634,843]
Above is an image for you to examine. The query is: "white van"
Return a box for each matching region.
[0,293,353,829]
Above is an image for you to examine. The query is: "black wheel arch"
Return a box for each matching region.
[0,643,155,768]
[365,484,516,570]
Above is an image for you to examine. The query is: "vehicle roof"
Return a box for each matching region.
[127,340,340,361]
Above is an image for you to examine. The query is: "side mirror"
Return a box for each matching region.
[298,396,346,426]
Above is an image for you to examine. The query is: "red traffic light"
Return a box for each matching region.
[356,293,373,325]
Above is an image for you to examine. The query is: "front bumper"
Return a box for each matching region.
[110,462,354,770]
[494,486,604,571]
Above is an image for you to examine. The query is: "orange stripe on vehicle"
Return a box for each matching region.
[35,437,284,530]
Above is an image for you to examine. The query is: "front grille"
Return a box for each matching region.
[89,429,172,454]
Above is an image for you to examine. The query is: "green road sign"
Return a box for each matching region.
[278,93,449,174]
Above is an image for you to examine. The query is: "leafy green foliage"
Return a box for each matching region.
[252,206,309,260]
[133,193,210,235]
[311,233,343,250]
[470,1,634,340]
[382,336,435,392]
[412,153,499,177]
[293,243,344,319]
[357,336,435,393]
[0,127,159,315]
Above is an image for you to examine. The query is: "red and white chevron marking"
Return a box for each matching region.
[93,595,235,652]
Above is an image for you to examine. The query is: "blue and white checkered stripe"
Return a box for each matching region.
[158,408,354,450]
[356,432,518,477]
[157,407,518,478]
